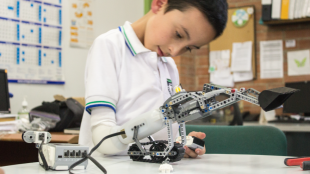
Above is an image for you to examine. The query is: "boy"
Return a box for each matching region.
[79,0,228,158]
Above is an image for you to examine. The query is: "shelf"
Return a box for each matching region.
[263,17,310,25]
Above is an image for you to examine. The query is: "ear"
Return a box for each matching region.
[151,0,168,14]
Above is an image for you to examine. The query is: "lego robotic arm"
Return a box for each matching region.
[93,83,298,163]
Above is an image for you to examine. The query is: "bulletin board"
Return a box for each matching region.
[0,0,64,84]
[209,5,257,79]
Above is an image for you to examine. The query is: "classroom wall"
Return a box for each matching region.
[173,0,310,115]
[8,0,144,114]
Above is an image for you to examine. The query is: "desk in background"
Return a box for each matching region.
[0,132,79,166]
[2,154,307,174]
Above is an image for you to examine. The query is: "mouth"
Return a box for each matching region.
[157,46,164,57]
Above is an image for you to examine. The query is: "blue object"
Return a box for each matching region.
[8,6,14,10]
[51,60,54,64]
[17,24,20,41]
[58,52,61,67]
[16,47,20,64]
[209,107,213,110]
[39,5,42,21]
[44,9,46,12]
[211,86,214,89]
[16,1,20,18]
[22,51,25,55]
[9,92,13,98]
[22,35,25,39]
[22,58,25,62]
[30,29,33,33]
[44,17,46,22]
[0,53,1,56]
[44,53,46,57]
[59,30,62,46]
[38,50,41,66]
[207,104,210,107]
[39,27,42,43]
[31,3,33,7]
[204,109,208,112]
[162,109,164,113]
[59,10,62,25]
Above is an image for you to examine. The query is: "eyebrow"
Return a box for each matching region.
[182,26,190,40]
[181,26,201,49]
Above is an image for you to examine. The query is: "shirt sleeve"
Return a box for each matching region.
[84,34,122,114]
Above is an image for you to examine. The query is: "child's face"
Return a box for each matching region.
[145,4,217,57]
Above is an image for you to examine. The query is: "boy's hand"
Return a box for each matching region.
[183,131,206,158]
[0,168,5,174]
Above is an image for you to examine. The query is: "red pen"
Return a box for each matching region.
[284,157,310,166]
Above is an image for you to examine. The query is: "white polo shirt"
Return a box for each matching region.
[79,21,180,151]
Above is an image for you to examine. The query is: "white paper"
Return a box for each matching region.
[233,71,253,82]
[209,50,230,73]
[260,40,284,79]
[285,40,296,48]
[209,50,233,87]
[287,50,310,76]
[210,70,234,87]
[70,0,95,48]
[231,41,252,72]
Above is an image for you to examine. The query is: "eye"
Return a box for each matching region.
[176,31,182,39]
[186,46,192,52]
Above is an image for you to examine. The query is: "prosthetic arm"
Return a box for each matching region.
[92,83,298,163]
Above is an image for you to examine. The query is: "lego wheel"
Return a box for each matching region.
[168,143,185,162]
[128,144,144,161]
[150,143,167,162]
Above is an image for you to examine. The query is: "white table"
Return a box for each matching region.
[2,154,307,174]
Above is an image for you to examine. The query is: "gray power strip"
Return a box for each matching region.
[39,143,89,170]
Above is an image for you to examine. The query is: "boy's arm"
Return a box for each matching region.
[90,107,128,155]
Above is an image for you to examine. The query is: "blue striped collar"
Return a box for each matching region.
[118,21,150,56]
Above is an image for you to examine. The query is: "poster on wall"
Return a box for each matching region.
[70,0,94,48]
[0,0,64,84]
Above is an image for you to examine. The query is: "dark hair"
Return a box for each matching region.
[165,0,228,39]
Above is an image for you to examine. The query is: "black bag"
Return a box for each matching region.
[30,98,84,132]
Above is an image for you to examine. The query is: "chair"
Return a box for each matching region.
[185,125,287,156]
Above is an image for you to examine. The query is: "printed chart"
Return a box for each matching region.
[70,0,94,48]
[0,0,64,84]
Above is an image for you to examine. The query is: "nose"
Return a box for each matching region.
[168,45,184,57]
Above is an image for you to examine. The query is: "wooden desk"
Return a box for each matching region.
[0,132,79,143]
[0,132,79,167]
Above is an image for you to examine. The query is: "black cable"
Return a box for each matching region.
[38,134,49,170]
[69,131,125,174]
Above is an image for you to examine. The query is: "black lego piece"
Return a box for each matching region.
[258,87,299,112]
[303,161,310,170]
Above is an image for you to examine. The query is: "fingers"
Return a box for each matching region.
[188,131,206,140]
[183,146,198,158]
[195,146,206,155]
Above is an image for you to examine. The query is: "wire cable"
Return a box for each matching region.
[38,134,49,170]
[68,131,125,174]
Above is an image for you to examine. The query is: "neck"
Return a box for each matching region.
[131,11,153,46]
